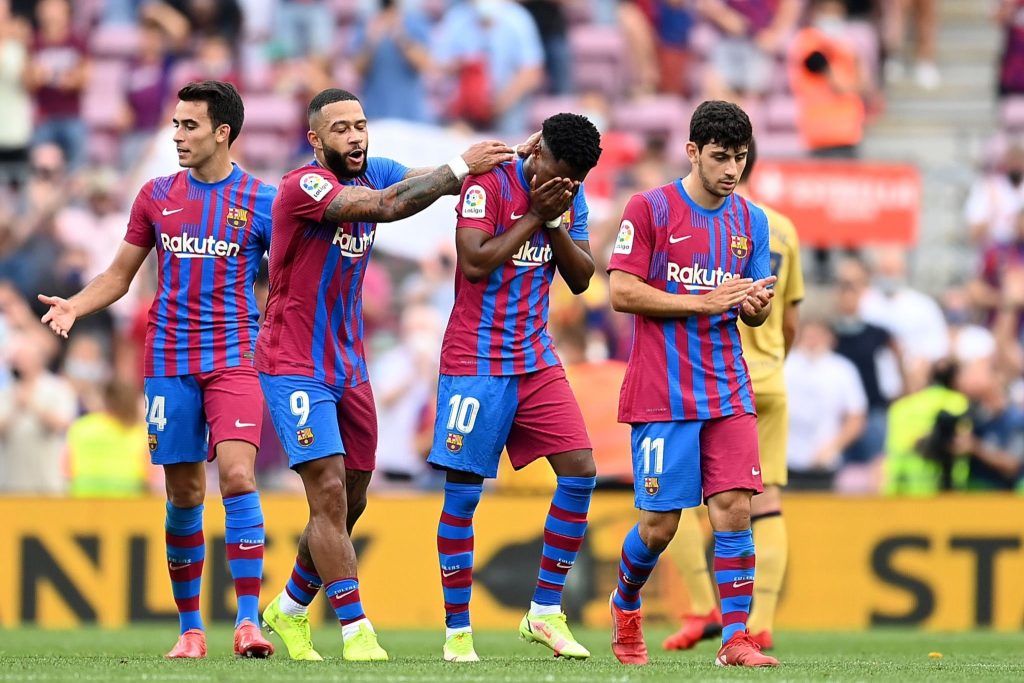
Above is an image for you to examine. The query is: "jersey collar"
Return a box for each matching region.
[187,163,242,190]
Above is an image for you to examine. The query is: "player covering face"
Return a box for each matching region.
[39,81,277,659]
[606,100,779,668]
[256,88,518,662]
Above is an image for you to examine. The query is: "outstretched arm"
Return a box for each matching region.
[401,131,540,194]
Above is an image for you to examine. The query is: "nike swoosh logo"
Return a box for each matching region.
[162,208,184,216]
[556,562,573,570]
[442,569,460,578]
[752,467,761,476]
[669,234,692,244]
[307,581,321,590]
[238,543,263,551]
[168,562,190,571]
[330,589,356,599]
[732,580,754,588]
[511,212,524,220]
[235,420,257,428]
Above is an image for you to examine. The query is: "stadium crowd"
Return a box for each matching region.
[0,0,1022,498]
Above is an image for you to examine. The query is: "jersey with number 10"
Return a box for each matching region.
[255,157,408,387]
[607,180,771,423]
[123,165,274,378]
[441,158,589,376]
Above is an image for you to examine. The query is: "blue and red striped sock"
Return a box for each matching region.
[284,555,322,610]
[223,491,264,627]
[437,481,482,631]
[165,502,205,633]
[714,529,755,644]
[612,523,661,611]
[326,578,366,637]
[532,475,595,610]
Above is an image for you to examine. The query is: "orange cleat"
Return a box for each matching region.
[749,630,773,651]
[165,629,207,659]
[609,592,648,665]
[662,608,723,651]
[715,631,779,667]
[234,620,275,658]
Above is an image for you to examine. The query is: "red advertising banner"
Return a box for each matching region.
[749,160,921,247]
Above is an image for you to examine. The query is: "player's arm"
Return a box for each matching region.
[739,208,776,327]
[548,230,594,295]
[38,241,150,338]
[783,302,800,355]
[457,176,575,283]
[609,270,755,318]
[400,131,541,193]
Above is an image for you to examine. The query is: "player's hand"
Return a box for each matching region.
[699,277,754,315]
[528,175,575,222]
[461,140,515,175]
[515,130,541,158]
[37,294,76,339]
[740,276,777,318]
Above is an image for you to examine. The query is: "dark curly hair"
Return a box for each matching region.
[542,113,603,173]
[308,88,361,126]
[739,136,758,183]
[178,80,244,146]
[689,100,752,152]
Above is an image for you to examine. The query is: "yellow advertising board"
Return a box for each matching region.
[1,494,1022,631]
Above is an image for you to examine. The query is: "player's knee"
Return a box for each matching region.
[309,476,348,522]
[639,514,679,553]
[166,485,204,509]
[218,463,256,498]
[346,494,367,527]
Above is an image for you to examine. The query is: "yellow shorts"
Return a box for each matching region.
[755,391,788,487]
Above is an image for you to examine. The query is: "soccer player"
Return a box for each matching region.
[663,138,804,652]
[426,113,603,663]
[256,88,514,662]
[39,81,276,659]
[605,100,779,667]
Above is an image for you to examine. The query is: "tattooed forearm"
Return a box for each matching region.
[404,166,463,195]
[323,166,460,224]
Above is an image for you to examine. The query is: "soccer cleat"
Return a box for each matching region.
[662,608,723,650]
[234,619,275,658]
[518,612,590,659]
[609,592,648,665]
[749,630,773,651]
[165,629,207,658]
[443,631,480,662]
[715,631,780,667]
[262,595,323,661]
[343,622,389,662]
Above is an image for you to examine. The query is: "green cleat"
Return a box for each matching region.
[519,612,591,659]
[262,595,323,661]
[343,622,389,662]
[443,632,480,662]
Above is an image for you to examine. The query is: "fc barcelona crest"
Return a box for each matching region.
[148,434,158,452]
[644,476,659,495]
[730,234,749,258]
[446,433,464,453]
[297,427,315,447]
[226,207,249,229]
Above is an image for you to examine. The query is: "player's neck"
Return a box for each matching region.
[681,173,727,211]
[189,154,234,184]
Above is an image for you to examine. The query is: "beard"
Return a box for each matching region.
[323,143,368,179]
[698,162,734,199]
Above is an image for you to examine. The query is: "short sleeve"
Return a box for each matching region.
[124,185,155,248]
[513,9,544,68]
[568,185,590,241]
[280,169,345,224]
[743,205,772,281]
[607,193,655,281]
[252,183,276,253]
[366,156,410,189]
[783,220,805,305]
[455,171,502,236]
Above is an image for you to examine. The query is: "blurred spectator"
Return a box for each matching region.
[785,316,868,490]
[520,0,571,95]
[860,246,949,393]
[701,0,801,101]
[149,0,243,44]
[0,331,76,494]
[0,0,31,189]
[998,0,1024,97]
[956,355,1024,491]
[653,0,696,96]
[970,209,1024,327]
[832,257,903,486]
[788,0,869,158]
[352,0,433,123]
[173,33,242,91]
[101,0,147,25]
[616,0,659,97]
[61,333,112,415]
[963,143,1024,246]
[25,0,89,170]
[882,0,939,90]
[64,379,154,497]
[55,167,130,284]
[433,0,544,134]
[274,0,333,59]
[120,19,181,167]
[942,285,996,364]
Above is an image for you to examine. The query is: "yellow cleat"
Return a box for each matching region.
[343,622,389,662]
[519,612,591,659]
[262,595,323,661]
[443,632,480,662]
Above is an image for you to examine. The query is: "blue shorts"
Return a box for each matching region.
[426,367,590,479]
[631,414,762,512]
[144,367,263,466]
[259,374,377,471]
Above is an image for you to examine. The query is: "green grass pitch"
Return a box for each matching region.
[1,626,1022,682]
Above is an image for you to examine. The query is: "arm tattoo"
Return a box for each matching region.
[323,165,460,223]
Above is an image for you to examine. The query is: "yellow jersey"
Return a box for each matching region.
[739,203,805,396]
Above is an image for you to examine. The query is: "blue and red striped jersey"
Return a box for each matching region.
[440,158,589,376]
[607,180,771,422]
[124,165,274,377]
[256,157,408,386]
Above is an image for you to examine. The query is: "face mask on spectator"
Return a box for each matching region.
[875,276,904,296]
[64,359,110,384]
